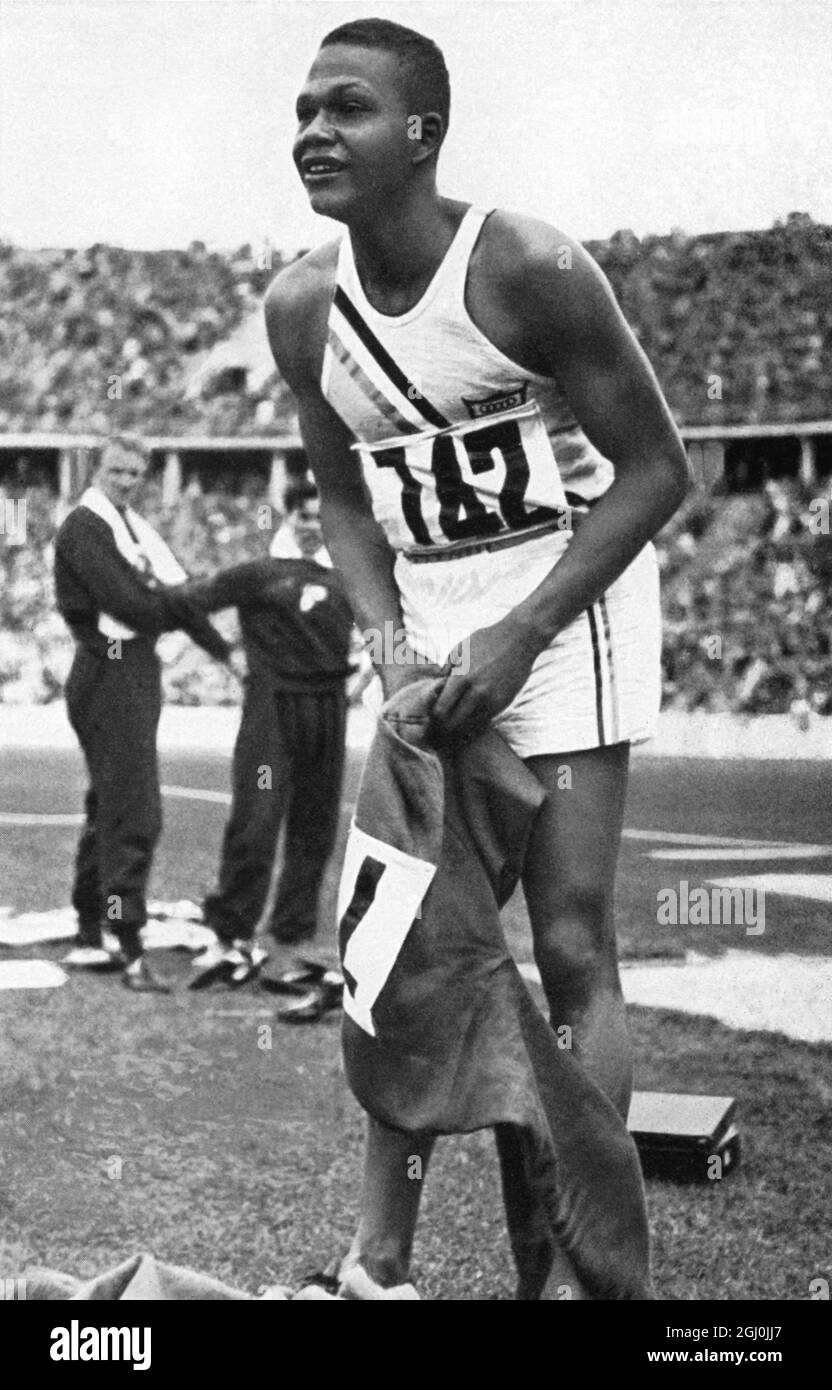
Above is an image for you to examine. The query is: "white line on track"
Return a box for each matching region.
[160,784,231,805]
[624,828,818,848]
[708,874,832,905]
[649,845,830,861]
[0,784,231,825]
[3,804,831,872]
[0,811,84,826]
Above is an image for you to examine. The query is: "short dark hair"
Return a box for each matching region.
[320,18,450,134]
[284,477,318,514]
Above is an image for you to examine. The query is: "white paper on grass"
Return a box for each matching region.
[0,959,68,990]
[0,908,77,945]
[0,902,212,951]
[337,823,436,1037]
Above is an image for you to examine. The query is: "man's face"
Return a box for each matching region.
[94,444,148,509]
[289,497,324,558]
[293,44,415,222]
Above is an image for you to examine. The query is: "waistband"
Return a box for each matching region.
[400,510,584,565]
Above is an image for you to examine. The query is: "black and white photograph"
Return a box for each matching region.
[0,0,829,1338]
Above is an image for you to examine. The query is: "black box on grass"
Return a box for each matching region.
[628,1091,740,1182]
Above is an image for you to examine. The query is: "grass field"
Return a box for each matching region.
[1,746,830,1300]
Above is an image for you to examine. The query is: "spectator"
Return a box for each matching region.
[185,480,365,1002]
[54,434,231,992]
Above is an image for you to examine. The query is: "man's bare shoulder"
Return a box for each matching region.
[264,240,340,385]
[475,208,615,348]
[265,240,339,311]
[479,208,598,288]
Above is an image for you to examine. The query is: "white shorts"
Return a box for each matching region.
[394,524,662,758]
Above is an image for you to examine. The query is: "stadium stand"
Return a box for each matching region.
[1,216,830,713]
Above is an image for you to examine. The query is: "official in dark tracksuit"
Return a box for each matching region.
[184,482,354,963]
[54,435,230,992]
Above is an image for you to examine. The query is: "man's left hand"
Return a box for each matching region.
[428,620,542,749]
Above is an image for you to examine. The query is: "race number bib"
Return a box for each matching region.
[352,401,568,552]
[337,823,436,1037]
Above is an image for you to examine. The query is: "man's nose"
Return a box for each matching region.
[296,114,336,154]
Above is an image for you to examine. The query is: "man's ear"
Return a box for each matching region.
[407,111,444,165]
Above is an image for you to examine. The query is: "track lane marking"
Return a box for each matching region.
[648,845,830,861]
[707,874,832,905]
[0,784,232,824]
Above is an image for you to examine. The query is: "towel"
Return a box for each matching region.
[337,680,653,1300]
[79,487,188,640]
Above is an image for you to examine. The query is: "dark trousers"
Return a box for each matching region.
[66,643,162,959]
[204,681,346,945]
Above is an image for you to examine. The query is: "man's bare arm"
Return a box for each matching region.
[265,266,418,693]
[432,221,691,739]
[510,222,691,640]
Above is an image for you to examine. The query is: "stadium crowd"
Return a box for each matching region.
[0,215,830,715]
[1,214,830,437]
[2,477,829,716]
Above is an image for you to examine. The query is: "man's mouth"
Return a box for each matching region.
[301,157,347,182]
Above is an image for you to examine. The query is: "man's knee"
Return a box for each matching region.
[533,886,617,1002]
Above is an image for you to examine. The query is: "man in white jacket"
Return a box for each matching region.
[54,433,231,992]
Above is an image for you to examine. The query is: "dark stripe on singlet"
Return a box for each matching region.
[333,286,452,430]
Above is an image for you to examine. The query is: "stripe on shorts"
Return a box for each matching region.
[598,595,620,744]
[586,604,606,746]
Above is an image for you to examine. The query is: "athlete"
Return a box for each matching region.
[265,18,691,1298]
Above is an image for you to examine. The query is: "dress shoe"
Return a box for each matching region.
[188,941,238,990]
[122,957,172,994]
[277,970,344,1023]
[229,942,269,987]
[260,961,325,996]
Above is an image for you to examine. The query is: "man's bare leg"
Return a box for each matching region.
[523,742,632,1110]
[522,741,634,1300]
[339,743,633,1299]
[340,1118,435,1288]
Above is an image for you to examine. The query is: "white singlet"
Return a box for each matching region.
[321,205,661,755]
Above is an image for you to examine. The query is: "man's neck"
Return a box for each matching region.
[92,485,126,512]
[349,193,467,300]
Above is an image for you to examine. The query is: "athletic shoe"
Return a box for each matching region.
[122,957,172,994]
[62,945,125,972]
